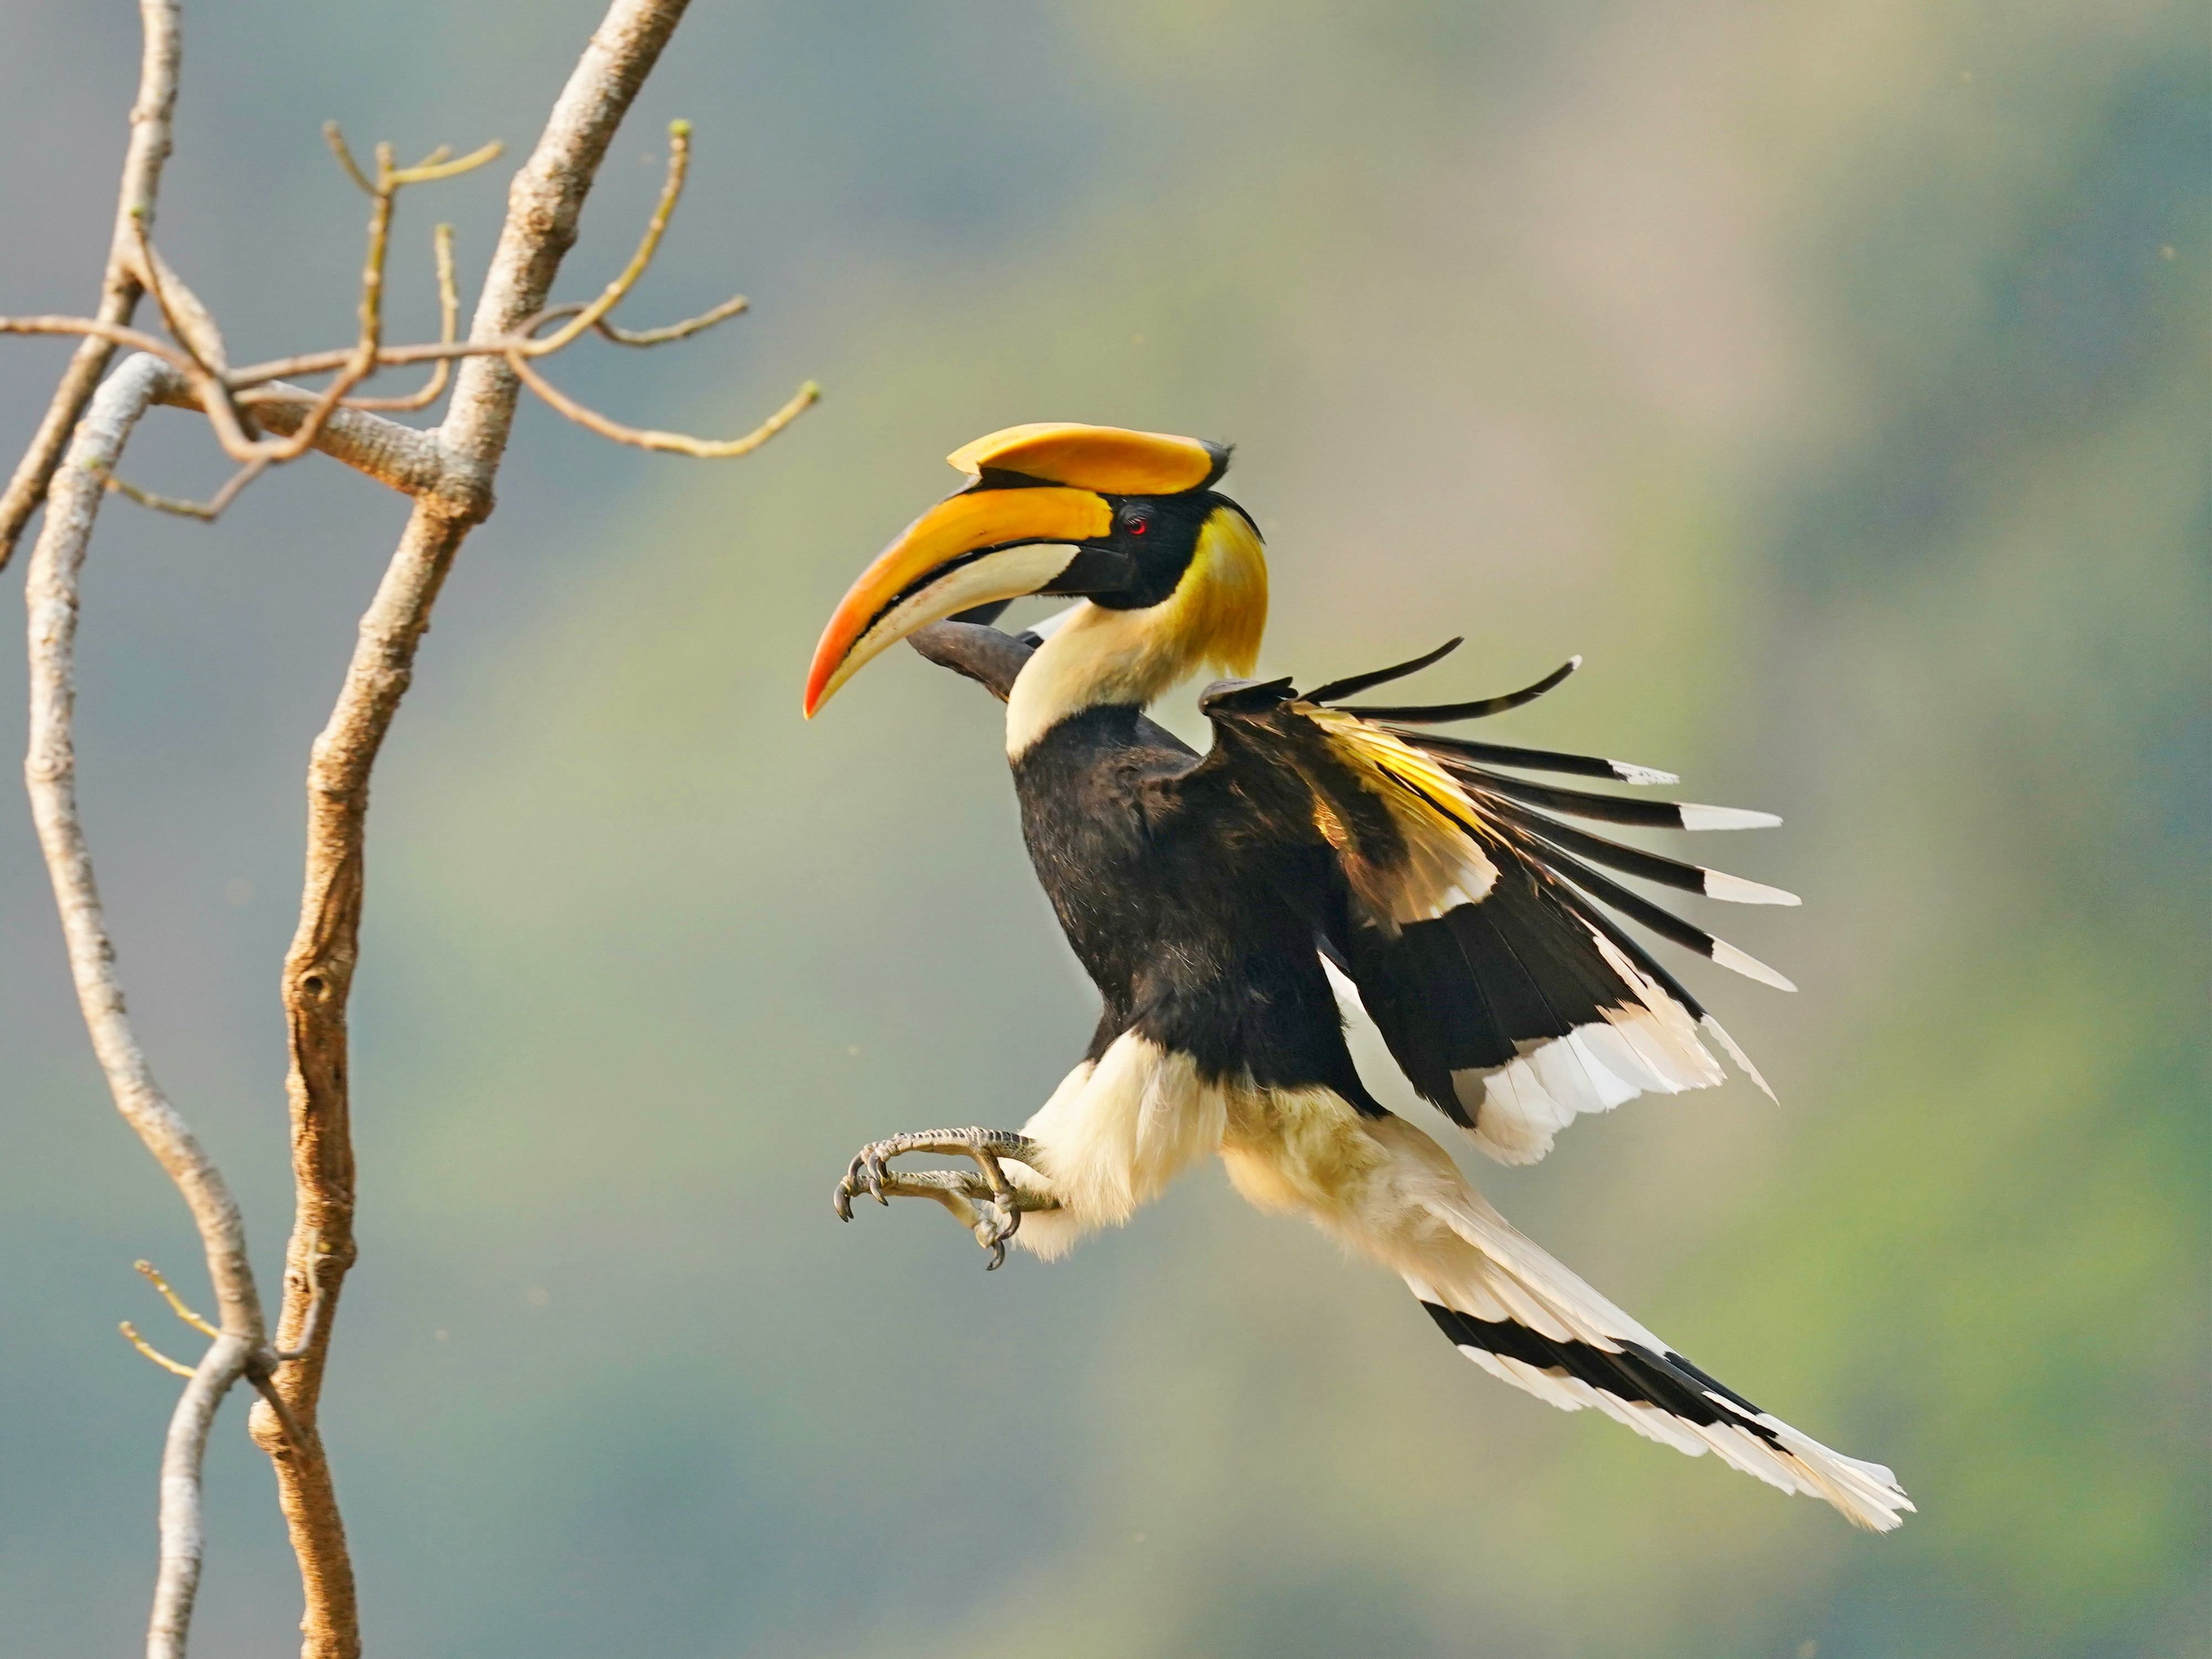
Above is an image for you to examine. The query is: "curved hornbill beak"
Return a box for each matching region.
[803,422,1228,716]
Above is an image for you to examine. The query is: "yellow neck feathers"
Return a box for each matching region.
[1006,504,1268,758]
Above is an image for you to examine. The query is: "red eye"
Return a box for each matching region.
[1127,518,1148,535]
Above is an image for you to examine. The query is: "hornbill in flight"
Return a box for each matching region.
[804,422,1912,1531]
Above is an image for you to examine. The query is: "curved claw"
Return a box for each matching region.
[833,1180,854,1222]
[972,1187,1022,1270]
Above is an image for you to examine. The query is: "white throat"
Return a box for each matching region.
[1005,601,1191,759]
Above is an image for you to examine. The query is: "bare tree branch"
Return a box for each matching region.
[149,375,485,513]
[121,1323,200,1378]
[137,1259,221,1337]
[509,353,820,455]
[11,3,812,1651]
[341,223,459,411]
[23,348,273,1659]
[0,0,180,570]
[0,112,811,522]
[522,118,692,356]
[534,289,752,347]
[98,455,268,521]
[241,5,704,1654]
[124,219,231,377]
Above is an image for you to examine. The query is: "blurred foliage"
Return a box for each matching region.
[0,0,2203,1655]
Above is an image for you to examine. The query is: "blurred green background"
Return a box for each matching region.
[1,1,2204,1654]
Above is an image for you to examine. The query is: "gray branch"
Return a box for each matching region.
[151,376,488,516]
[22,350,268,1659]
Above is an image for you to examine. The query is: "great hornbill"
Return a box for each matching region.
[804,422,1912,1531]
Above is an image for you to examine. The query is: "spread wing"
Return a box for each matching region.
[1183,642,1797,1165]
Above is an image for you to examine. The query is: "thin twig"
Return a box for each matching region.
[121,1322,198,1378]
[524,119,690,355]
[0,128,503,528]
[320,122,376,196]
[599,290,749,344]
[0,0,179,571]
[0,320,278,470]
[244,127,404,467]
[100,457,269,522]
[390,138,504,185]
[123,218,230,378]
[0,316,203,376]
[24,349,269,1659]
[522,291,751,347]
[135,1259,219,1338]
[509,352,819,454]
[343,224,459,410]
[129,210,207,372]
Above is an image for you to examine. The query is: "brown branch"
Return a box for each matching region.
[125,216,230,376]
[0,317,274,470]
[149,373,488,515]
[0,315,203,375]
[0,0,179,572]
[513,292,755,347]
[522,119,691,355]
[0,125,502,516]
[23,348,273,1659]
[100,456,269,522]
[234,125,482,472]
[510,351,819,455]
[595,290,749,345]
[341,224,458,410]
[242,6,700,1655]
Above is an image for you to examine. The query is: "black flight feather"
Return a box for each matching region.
[1441,768,1713,829]
[1392,729,1677,786]
[1472,795,1779,903]
[1337,657,1579,723]
[1304,637,1463,704]
[1496,821,1791,988]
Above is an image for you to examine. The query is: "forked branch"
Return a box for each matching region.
[4,1,810,1655]
[0,110,812,522]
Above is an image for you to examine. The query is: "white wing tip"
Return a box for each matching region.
[1711,941,1796,992]
[1610,761,1680,786]
[1701,1015,1776,1101]
[1703,870,1802,907]
[1679,804,1782,831]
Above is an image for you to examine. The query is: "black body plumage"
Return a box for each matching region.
[1010,704,1385,1110]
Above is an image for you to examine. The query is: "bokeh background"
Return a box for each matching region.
[1,1,2204,1654]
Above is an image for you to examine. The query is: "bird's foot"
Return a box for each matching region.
[832,1128,1052,1270]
